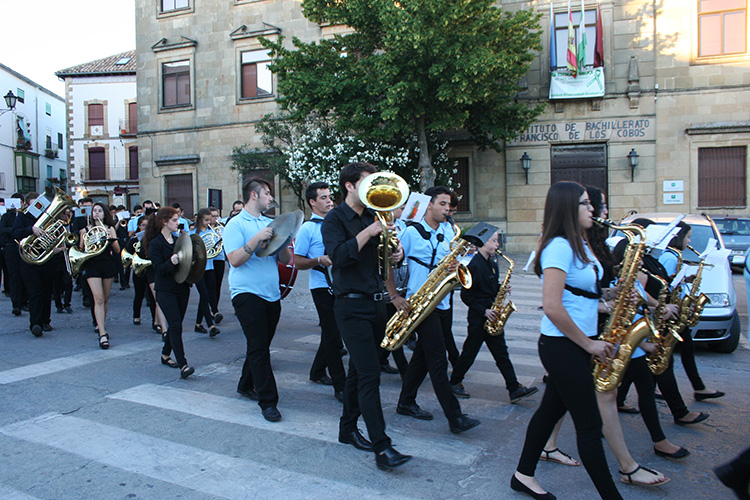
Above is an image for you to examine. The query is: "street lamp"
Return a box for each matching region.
[520,152,531,184]
[627,148,639,182]
[1,90,17,117]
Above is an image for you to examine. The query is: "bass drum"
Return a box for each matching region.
[278,240,299,300]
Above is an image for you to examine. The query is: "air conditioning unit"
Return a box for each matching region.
[90,126,103,136]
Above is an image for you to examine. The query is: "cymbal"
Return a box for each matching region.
[174,233,193,284]
[256,210,304,257]
[186,234,207,285]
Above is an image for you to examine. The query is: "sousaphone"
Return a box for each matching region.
[174,233,207,284]
[256,210,304,257]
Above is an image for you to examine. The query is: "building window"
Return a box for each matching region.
[129,146,139,180]
[46,134,52,149]
[16,88,24,104]
[698,146,747,207]
[45,103,51,116]
[128,102,138,133]
[698,0,747,57]
[161,0,189,12]
[17,177,36,193]
[60,168,67,191]
[163,60,191,108]
[88,104,104,127]
[240,50,273,99]
[450,158,471,213]
[165,173,194,218]
[554,10,597,70]
[89,147,106,181]
[58,133,63,150]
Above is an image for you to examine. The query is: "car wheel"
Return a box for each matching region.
[711,311,741,353]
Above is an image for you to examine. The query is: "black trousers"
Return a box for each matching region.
[654,351,689,420]
[377,302,409,375]
[213,260,225,313]
[20,260,55,330]
[194,274,214,327]
[675,329,706,391]
[0,247,6,294]
[335,296,391,453]
[309,288,346,392]
[132,272,155,321]
[444,292,459,368]
[450,312,520,393]
[398,308,461,421]
[202,269,217,315]
[517,335,621,500]
[233,293,281,410]
[615,356,666,442]
[157,287,190,367]
[6,244,27,310]
[52,257,73,309]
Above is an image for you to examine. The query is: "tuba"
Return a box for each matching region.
[592,218,658,392]
[69,217,110,277]
[358,172,410,281]
[485,251,518,336]
[382,218,472,351]
[18,188,77,264]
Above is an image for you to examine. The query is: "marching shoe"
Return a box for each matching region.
[396,403,433,420]
[310,375,333,386]
[449,415,480,434]
[209,326,221,337]
[213,312,224,324]
[31,325,43,337]
[509,385,539,403]
[237,388,259,401]
[194,324,208,334]
[180,365,195,379]
[675,412,709,425]
[654,446,690,459]
[375,446,412,471]
[694,390,725,401]
[510,475,556,500]
[262,406,282,422]
[338,429,373,452]
[334,390,344,403]
[451,383,470,399]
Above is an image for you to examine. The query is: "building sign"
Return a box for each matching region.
[509,116,655,146]
[663,180,684,192]
[549,67,606,99]
[664,192,684,205]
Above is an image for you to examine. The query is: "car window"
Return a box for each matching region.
[715,219,750,236]
[611,221,719,261]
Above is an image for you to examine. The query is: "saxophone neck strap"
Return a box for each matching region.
[407,222,444,269]
[564,284,602,300]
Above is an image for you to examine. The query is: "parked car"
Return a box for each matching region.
[712,216,750,270]
[614,213,740,353]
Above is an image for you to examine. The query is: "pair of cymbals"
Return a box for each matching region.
[256,210,304,257]
[174,233,207,284]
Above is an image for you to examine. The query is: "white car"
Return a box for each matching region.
[616,213,740,353]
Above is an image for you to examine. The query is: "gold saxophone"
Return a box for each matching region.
[643,271,682,375]
[18,188,77,265]
[69,217,110,276]
[382,219,472,351]
[592,218,658,392]
[484,251,517,336]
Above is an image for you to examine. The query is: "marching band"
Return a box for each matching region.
[1,168,741,498]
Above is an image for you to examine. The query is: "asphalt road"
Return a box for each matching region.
[0,254,748,500]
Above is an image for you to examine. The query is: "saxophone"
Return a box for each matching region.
[382,218,472,351]
[592,218,657,392]
[484,251,517,336]
[644,271,683,376]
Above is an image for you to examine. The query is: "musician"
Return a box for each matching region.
[224,177,291,422]
[52,207,74,314]
[0,193,28,315]
[144,207,194,377]
[116,205,131,290]
[293,181,346,401]
[126,215,156,328]
[512,181,622,500]
[127,205,143,237]
[228,200,244,221]
[72,197,94,308]
[190,208,220,337]
[208,206,225,324]
[78,203,120,349]
[394,186,480,434]
[322,162,411,471]
[450,228,538,403]
[12,192,57,337]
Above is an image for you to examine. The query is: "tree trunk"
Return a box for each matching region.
[416,117,434,191]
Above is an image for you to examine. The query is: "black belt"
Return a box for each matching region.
[338,292,384,301]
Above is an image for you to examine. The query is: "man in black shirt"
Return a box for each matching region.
[322,162,411,471]
[0,193,28,314]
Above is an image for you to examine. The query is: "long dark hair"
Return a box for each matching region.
[533,181,591,277]
[143,207,178,255]
[195,208,212,232]
[92,202,115,227]
[668,221,691,250]
[585,186,614,271]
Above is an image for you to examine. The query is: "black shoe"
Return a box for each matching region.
[12,309,21,316]
[339,347,348,357]
[449,414,481,434]
[310,375,333,386]
[65,306,73,314]
[194,324,208,334]
[675,412,709,425]
[82,300,91,308]
[209,326,221,337]
[213,312,223,324]
[161,356,179,368]
[380,363,399,374]
[57,307,64,314]
[510,475,556,500]
[262,406,282,422]
[654,392,665,400]
[43,324,52,332]
[180,365,195,379]
[694,390,725,401]
[338,429,373,452]
[510,385,539,403]
[375,446,412,471]
[715,462,750,500]
[335,390,344,403]
[31,325,43,337]
[120,285,128,291]
[451,383,470,399]
[654,446,690,459]
[237,388,259,401]
[396,403,433,420]
[618,405,640,414]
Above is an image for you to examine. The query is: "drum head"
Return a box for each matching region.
[256,210,304,257]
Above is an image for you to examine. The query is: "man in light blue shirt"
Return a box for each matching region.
[293,181,346,401]
[224,177,292,423]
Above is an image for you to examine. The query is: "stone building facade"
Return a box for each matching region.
[134,0,749,250]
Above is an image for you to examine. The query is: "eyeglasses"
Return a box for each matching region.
[579,200,592,207]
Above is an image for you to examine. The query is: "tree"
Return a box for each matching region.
[260,0,544,190]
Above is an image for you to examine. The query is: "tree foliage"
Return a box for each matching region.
[260,0,544,190]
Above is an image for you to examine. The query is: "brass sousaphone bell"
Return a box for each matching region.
[255,210,304,257]
[174,233,207,284]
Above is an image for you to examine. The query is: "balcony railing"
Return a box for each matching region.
[119,118,137,136]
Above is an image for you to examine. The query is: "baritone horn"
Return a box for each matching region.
[358,172,410,281]
[18,188,77,264]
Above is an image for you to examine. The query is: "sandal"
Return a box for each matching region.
[98,333,110,350]
[619,465,670,486]
[161,355,179,368]
[133,318,141,325]
[539,448,580,466]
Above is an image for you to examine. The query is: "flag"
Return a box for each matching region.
[577,0,587,72]
[549,2,557,72]
[566,1,577,76]
[594,0,604,67]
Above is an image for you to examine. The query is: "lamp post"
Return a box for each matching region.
[627,148,639,182]
[520,152,531,184]
[1,90,17,118]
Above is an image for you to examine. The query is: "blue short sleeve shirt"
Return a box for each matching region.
[223,210,280,301]
[400,220,455,310]
[659,249,680,277]
[294,215,328,290]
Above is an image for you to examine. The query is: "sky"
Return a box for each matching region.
[0,0,136,97]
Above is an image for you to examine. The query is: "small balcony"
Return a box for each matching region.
[119,118,137,138]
